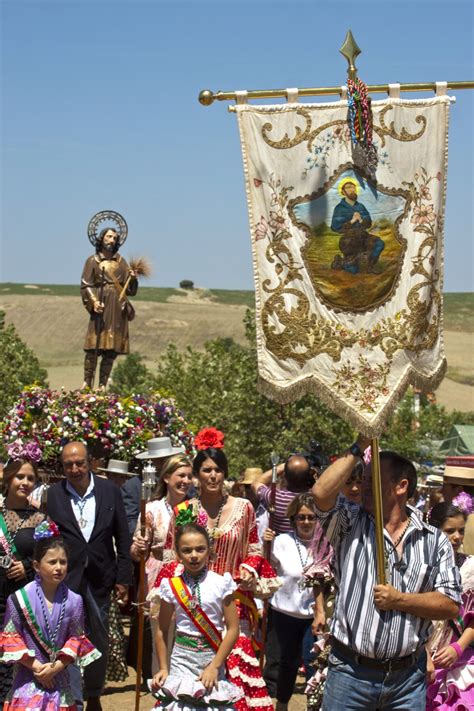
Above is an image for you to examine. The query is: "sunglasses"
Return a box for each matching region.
[295,514,317,522]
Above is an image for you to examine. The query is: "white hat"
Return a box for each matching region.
[97,459,134,476]
[135,437,185,460]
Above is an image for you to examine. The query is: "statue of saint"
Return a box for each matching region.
[81,212,137,389]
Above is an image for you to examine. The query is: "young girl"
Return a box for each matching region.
[427,502,474,709]
[0,520,100,710]
[151,522,244,710]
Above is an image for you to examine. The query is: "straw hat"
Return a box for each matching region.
[425,474,443,487]
[241,467,263,485]
[97,459,134,476]
[443,456,474,487]
[136,437,184,460]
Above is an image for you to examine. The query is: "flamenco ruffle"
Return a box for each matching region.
[226,635,273,711]
[426,656,474,710]
[0,633,35,664]
[151,675,243,710]
[60,635,102,668]
[3,684,76,711]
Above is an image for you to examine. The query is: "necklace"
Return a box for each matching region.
[293,532,312,592]
[389,518,411,551]
[201,496,227,540]
[384,516,411,580]
[76,499,88,529]
[183,569,206,611]
[36,582,67,663]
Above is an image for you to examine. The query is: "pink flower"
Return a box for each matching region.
[254,216,269,241]
[197,510,209,527]
[253,178,263,187]
[419,185,432,200]
[411,204,435,226]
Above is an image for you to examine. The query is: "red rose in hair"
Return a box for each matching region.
[194,427,225,450]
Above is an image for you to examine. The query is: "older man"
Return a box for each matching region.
[313,437,461,711]
[47,441,132,711]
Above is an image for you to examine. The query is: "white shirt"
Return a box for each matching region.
[158,570,236,635]
[270,532,314,618]
[66,475,96,542]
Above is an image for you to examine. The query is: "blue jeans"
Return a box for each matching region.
[322,647,427,710]
[69,586,111,705]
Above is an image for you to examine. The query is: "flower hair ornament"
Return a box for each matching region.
[33,520,60,541]
[6,440,42,464]
[173,501,208,529]
[452,491,474,516]
[194,427,225,451]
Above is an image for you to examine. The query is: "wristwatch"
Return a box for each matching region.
[348,442,363,458]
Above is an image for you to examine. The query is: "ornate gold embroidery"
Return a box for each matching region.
[376,105,427,147]
[260,104,427,152]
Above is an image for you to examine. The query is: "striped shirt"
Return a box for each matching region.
[257,486,300,534]
[318,497,461,659]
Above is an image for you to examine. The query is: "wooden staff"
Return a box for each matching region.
[134,461,156,711]
[371,438,386,585]
[92,266,105,389]
[259,451,279,671]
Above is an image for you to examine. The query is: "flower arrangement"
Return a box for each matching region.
[0,386,194,468]
[194,427,225,451]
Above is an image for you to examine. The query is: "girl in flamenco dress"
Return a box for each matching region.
[150,428,281,711]
[151,522,244,709]
[0,521,101,710]
[426,502,474,710]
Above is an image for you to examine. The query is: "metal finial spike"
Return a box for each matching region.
[340,30,361,81]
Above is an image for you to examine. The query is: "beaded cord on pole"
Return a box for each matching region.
[347,77,373,147]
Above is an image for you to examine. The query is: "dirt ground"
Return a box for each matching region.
[100,668,307,710]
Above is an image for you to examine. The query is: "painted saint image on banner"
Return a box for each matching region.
[289,169,410,312]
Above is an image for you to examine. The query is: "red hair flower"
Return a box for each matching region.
[194,427,225,450]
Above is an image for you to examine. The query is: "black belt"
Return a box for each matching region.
[330,637,422,673]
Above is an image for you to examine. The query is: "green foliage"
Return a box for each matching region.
[110,353,157,395]
[179,280,194,290]
[381,391,456,461]
[0,311,48,420]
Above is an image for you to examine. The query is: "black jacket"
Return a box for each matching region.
[47,474,132,603]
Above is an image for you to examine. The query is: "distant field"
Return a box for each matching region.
[0,285,472,411]
[0,283,256,308]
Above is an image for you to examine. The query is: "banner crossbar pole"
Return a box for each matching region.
[199,81,474,106]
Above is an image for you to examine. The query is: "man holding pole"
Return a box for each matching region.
[313,436,461,710]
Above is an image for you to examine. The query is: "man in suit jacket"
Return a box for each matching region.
[47,441,132,711]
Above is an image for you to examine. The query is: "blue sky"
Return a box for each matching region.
[1,0,473,291]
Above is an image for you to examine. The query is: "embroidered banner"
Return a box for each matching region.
[234,96,452,436]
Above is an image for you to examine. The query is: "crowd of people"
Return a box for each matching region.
[0,429,473,711]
